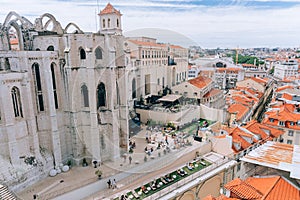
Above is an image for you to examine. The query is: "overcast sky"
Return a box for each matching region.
[1,0,300,48]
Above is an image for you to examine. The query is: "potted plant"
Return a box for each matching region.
[95,169,102,179]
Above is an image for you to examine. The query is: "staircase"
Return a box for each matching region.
[0,184,17,200]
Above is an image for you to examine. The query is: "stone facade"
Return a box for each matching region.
[0,4,130,190]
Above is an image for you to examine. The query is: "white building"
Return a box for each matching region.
[0,3,130,190]
[274,60,299,80]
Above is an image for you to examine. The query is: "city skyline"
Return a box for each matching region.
[1,0,300,48]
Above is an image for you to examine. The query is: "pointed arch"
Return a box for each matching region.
[3,11,33,28]
[81,84,89,107]
[97,82,106,108]
[95,46,103,60]
[11,86,23,118]
[32,63,45,112]
[132,78,136,99]
[6,20,24,50]
[50,62,58,109]
[64,22,84,34]
[40,13,63,33]
[79,48,86,60]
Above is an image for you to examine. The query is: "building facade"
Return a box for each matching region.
[0,4,130,189]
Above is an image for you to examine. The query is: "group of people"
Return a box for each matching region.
[107,178,117,189]
[144,146,154,155]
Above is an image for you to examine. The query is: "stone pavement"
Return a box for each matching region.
[17,125,200,200]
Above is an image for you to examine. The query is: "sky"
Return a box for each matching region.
[1,0,300,48]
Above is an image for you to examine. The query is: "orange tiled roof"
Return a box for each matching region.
[100,3,121,15]
[263,104,300,128]
[276,85,294,92]
[227,103,249,121]
[216,67,242,73]
[188,76,212,89]
[244,120,283,139]
[10,38,18,45]
[224,176,300,200]
[242,63,256,67]
[203,88,222,98]
[128,40,166,48]
[169,44,184,49]
[250,77,267,85]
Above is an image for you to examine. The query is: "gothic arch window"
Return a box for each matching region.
[47,45,54,51]
[11,87,23,118]
[108,18,110,28]
[81,84,89,107]
[117,19,119,27]
[95,47,103,59]
[79,48,86,60]
[102,19,105,28]
[132,78,136,99]
[32,63,45,111]
[50,63,58,109]
[97,82,106,108]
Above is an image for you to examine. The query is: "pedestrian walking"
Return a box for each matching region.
[165,135,169,145]
[107,179,111,189]
[112,179,117,189]
[129,155,132,164]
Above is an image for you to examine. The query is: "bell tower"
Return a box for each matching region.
[99,3,122,35]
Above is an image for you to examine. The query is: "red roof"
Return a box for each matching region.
[128,40,166,48]
[225,176,300,200]
[99,3,121,16]
[188,76,212,89]
[203,89,222,98]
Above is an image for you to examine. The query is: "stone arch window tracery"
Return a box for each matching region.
[117,19,119,27]
[80,48,86,60]
[81,84,89,107]
[103,19,105,28]
[50,63,58,109]
[95,47,103,59]
[32,63,45,112]
[11,86,23,118]
[97,82,106,108]
[108,18,110,28]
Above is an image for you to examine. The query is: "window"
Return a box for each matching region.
[97,82,106,107]
[117,19,119,27]
[287,140,293,144]
[81,84,89,107]
[102,19,105,28]
[80,48,86,60]
[278,121,284,126]
[32,63,44,111]
[237,163,241,171]
[95,47,103,59]
[47,46,54,51]
[290,121,294,126]
[288,130,294,136]
[11,87,23,117]
[157,78,160,86]
[162,77,165,88]
[269,118,274,122]
[50,63,58,109]
[108,18,110,28]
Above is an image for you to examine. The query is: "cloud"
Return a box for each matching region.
[1,0,300,48]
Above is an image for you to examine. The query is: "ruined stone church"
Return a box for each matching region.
[0,3,130,190]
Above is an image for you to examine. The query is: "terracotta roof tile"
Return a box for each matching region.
[128,40,166,48]
[225,176,300,200]
[188,76,212,89]
[203,89,222,98]
[99,3,121,15]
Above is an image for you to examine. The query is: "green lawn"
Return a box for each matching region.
[114,159,211,200]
